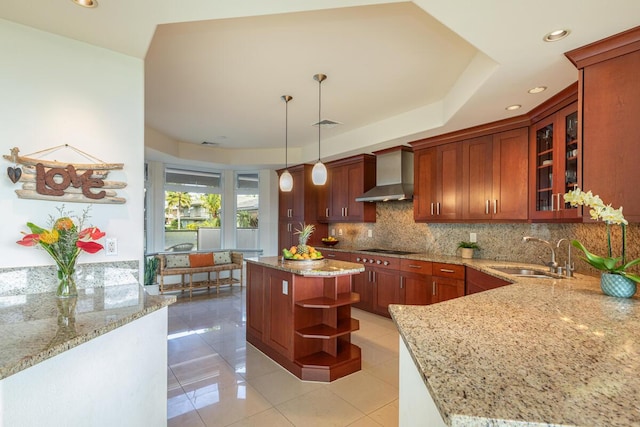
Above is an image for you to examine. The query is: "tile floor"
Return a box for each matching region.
[167,286,400,427]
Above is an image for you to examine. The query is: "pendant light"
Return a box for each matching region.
[312,73,328,185]
[279,95,294,192]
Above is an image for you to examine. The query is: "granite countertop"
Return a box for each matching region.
[247,256,364,276]
[389,262,640,427]
[0,284,175,380]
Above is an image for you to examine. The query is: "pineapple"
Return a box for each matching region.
[294,223,315,255]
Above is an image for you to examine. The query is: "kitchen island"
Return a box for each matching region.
[246,256,364,381]
[389,266,639,427]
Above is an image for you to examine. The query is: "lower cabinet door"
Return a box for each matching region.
[432,276,465,304]
[403,275,431,305]
[373,269,402,317]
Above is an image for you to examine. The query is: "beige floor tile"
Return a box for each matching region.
[247,369,323,405]
[368,399,399,427]
[347,416,383,427]
[234,345,283,380]
[168,409,206,427]
[228,408,294,427]
[168,391,197,420]
[354,339,398,370]
[364,357,399,389]
[276,388,364,427]
[327,370,397,415]
[173,353,244,395]
[168,333,217,365]
[194,382,273,427]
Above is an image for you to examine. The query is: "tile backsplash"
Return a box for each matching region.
[329,201,639,277]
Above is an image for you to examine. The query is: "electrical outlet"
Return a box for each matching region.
[367,229,373,238]
[105,238,118,256]
[470,233,477,243]
[282,280,288,295]
[331,228,336,236]
[338,229,343,236]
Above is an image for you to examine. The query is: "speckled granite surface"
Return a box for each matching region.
[0,282,175,380]
[0,260,139,296]
[389,260,640,427]
[247,256,364,276]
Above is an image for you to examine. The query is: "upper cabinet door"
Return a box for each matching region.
[435,143,463,221]
[529,102,581,221]
[413,147,437,221]
[324,154,376,223]
[491,128,529,220]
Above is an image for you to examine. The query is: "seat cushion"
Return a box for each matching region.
[189,253,214,267]
[165,254,190,268]
[214,251,232,265]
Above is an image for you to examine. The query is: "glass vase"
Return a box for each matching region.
[56,263,78,298]
[600,273,637,298]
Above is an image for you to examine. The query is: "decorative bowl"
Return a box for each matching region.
[321,238,339,246]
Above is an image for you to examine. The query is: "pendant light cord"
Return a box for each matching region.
[318,78,322,161]
[285,98,289,168]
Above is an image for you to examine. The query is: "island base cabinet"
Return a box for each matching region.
[399,337,447,427]
[246,261,361,382]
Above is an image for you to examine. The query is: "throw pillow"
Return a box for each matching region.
[189,253,214,267]
[214,251,232,265]
[165,254,190,268]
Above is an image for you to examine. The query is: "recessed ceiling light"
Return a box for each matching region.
[505,104,522,111]
[543,29,570,42]
[72,0,98,8]
[528,86,547,94]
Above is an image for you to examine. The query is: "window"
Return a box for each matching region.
[236,172,259,249]
[164,168,222,251]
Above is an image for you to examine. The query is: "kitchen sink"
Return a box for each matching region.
[490,266,560,279]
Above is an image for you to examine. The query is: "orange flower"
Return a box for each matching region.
[54,217,75,231]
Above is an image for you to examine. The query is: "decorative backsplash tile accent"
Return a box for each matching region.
[330,201,639,277]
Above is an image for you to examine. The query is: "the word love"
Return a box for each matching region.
[35,163,106,199]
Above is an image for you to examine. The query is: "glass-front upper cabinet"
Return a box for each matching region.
[529,102,581,221]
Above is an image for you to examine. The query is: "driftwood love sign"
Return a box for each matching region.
[35,163,106,199]
[3,145,127,204]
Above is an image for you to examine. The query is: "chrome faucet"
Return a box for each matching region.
[556,238,575,277]
[523,236,558,273]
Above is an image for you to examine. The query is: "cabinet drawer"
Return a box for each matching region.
[400,259,433,275]
[432,263,465,279]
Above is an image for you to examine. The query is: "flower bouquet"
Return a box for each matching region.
[17,206,105,297]
[564,188,640,297]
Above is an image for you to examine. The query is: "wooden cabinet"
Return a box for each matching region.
[529,101,581,221]
[465,267,511,295]
[350,254,401,317]
[565,26,640,223]
[462,128,529,220]
[246,260,361,382]
[413,143,463,222]
[431,263,465,304]
[277,164,327,251]
[320,154,376,223]
[400,259,432,306]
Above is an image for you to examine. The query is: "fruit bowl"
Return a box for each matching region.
[321,238,339,246]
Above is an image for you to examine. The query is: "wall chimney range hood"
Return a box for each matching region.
[355,146,414,202]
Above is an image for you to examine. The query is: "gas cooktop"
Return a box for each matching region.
[359,248,417,256]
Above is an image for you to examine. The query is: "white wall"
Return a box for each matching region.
[0,19,144,270]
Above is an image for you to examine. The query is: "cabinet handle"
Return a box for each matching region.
[326,208,329,217]
[345,207,348,217]
[439,268,455,273]
[437,202,441,216]
[432,281,436,296]
[485,200,489,215]
[400,277,404,289]
[494,199,498,214]
[407,264,421,269]
[327,253,336,258]
[430,202,434,216]
[557,193,562,211]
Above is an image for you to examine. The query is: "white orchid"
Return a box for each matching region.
[563,188,638,282]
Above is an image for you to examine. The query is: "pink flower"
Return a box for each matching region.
[78,227,106,241]
[77,240,104,254]
[17,233,40,246]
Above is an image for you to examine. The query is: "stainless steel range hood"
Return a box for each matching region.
[355,147,414,202]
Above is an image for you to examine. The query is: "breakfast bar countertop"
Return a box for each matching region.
[389,263,640,427]
[247,256,364,277]
[0,284,175,380]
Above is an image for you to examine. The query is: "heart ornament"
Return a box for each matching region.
[7,166,22,183]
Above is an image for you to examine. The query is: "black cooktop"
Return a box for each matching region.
[360,248,417,256]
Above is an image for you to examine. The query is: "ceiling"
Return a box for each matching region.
[1,0,639,170]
